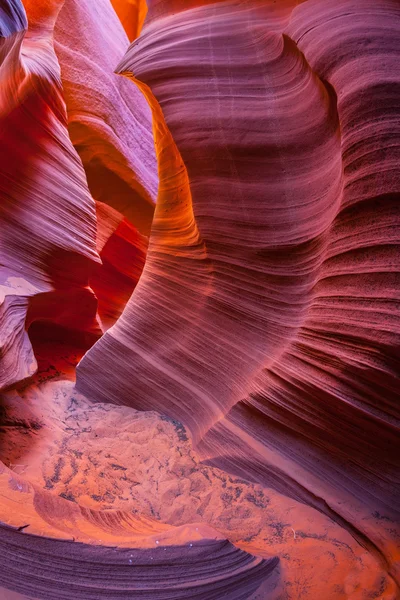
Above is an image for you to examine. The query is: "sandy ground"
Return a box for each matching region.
[0,341,397,600]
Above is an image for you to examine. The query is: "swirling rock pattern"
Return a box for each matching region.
[53,0,157,234]
[77,0,400,592]
[0,460,277,599]
[0,0,399,598]
[0,0,100,391]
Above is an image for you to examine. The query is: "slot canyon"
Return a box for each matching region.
[0,0,399,598]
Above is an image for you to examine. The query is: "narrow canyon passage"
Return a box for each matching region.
[0,0,399,599]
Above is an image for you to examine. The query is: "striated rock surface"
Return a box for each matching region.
[0,350,278,599]
[1,0,399,598]
[0,0,100,391]
[53,0,158,235]
[77,0,400,593]
[0,462,277,599]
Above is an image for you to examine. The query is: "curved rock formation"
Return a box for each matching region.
[53,0,157,235]
[76,0,400,591]
[51,0,157,323]
[0,2,280,598]
[1,0,399,598]
[2,371,395,599]
[0,0,100,391]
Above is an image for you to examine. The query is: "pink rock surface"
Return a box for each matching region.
[77,0,400,590]
[0,0,100,391]
[54,0,158,235]
[0,0,399,598]
[1,367,394,599]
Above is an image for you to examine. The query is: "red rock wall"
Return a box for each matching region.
[0,0,100,390]
[76,0,400,585]
[0,0,399,597]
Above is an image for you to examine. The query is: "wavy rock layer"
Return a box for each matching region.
[53,0,157,235]
[0,345,278,600]
[0,355,277,600]
[0,528,276,600]
[77,0,400,592]
[1,0,399,598]
[0,2,278,599]
[0,0,100,391]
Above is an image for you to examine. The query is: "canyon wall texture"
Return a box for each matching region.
[0,0,399,598]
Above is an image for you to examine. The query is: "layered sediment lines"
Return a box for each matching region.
[0,2,278,598]
[1,0,399,598]
[78,1,344,438]
[0,0,100,391]
[53,0,157,235]
[77,0,400,588]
